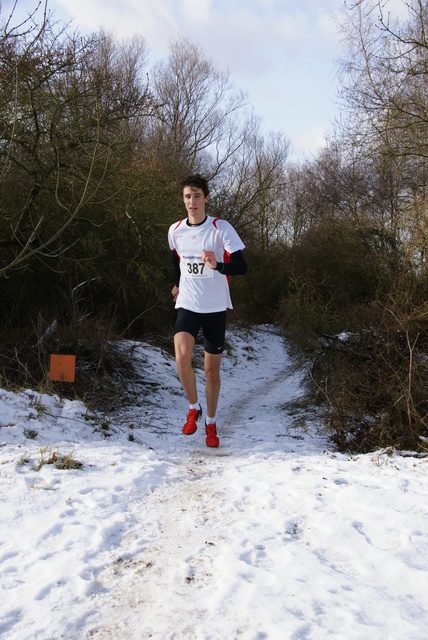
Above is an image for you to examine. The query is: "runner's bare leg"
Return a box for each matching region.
[204,352,222,418]
[174,332,198,405]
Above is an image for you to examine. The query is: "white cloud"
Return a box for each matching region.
[10,0,345,156]
[277,11,307,43]
[181,0,213,24]
[317,7,341,39]
[52,0,178,50]
[294,126,327,157]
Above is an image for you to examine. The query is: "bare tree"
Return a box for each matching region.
[336,0,428,262]
[148,36,249,179]
[0,6,151,278]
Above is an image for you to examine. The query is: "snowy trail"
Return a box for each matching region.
[75,327,428,639]
[1,326,428,639]
[86,327,324,638]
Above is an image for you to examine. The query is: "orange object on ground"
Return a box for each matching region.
[49,355,76,382]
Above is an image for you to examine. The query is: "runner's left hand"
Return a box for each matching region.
[202,249,217,270]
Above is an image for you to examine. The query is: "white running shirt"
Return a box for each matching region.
[168,215,245,313]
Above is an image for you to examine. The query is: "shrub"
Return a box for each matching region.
[309,300,428,452]
[277,218,401,347]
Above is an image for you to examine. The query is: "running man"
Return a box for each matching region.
[168,174,247,447]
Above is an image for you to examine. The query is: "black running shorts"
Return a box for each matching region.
[174,308,227,354]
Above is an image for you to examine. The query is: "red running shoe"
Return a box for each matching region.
[205,422,219,448]
[182,405,202,435]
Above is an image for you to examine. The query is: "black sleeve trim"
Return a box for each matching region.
[215,250,247,276]
[172,250,180,286]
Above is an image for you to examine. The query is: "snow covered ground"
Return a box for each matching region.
[0,325,427,640]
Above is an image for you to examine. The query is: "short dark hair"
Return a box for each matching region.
[181,174,209,197]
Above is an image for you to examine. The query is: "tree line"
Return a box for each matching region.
[0,0,427,452]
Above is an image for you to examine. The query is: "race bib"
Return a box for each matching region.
[181,255,214,279]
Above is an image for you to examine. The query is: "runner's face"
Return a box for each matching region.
[183,186,209,221]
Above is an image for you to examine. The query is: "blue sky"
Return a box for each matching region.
[4,0,349,159]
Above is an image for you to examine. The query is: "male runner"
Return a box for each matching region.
[168,174,247,447]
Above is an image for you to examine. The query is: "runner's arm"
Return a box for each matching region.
[172,250,180,286]
[215,250,247,276]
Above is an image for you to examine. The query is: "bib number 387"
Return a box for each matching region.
[182,256,214,279]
